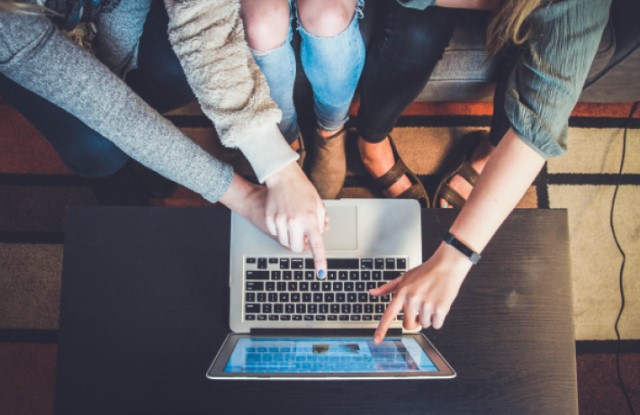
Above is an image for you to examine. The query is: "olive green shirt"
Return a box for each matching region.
[397,0,612,158]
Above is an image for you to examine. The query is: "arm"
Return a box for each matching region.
[372,130,544,342]
[164,0,327,272]
[0,11,234,203]
[372,0,611,342]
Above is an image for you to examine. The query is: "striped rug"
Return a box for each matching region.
[0,100,638,414]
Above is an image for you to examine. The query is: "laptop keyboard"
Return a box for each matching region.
[243,257,407,323]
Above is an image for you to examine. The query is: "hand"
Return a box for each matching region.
[264,162,328,275]
[219,173,271,235]
[369,243,473,344]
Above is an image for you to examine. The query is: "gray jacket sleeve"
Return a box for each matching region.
[503,0,612,158]
[0,11,234,203]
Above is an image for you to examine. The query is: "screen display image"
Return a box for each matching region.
[224,337,438,374]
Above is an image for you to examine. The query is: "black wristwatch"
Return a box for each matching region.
[443,231,481,264]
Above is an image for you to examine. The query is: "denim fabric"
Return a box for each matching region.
[251,0,365,142]
[0,1,192,177]
[357,2,456,143]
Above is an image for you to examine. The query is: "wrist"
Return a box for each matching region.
[264,161,299,188]
[442,231,481,264]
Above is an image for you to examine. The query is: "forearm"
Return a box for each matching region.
[0,13,234,202]
[448,129,545,253]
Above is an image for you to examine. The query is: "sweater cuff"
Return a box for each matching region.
[234,123,299,183]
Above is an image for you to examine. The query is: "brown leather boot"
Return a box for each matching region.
[309,127,347,199]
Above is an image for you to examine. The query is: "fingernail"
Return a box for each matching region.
[317,269,326,280]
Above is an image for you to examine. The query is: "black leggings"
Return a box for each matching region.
[356,2,519,146]
[356,2,457,143]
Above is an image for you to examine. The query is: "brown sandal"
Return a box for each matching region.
[433,131,485,209]
[368,135,430,208]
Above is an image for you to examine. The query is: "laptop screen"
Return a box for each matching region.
[224,337,438,374]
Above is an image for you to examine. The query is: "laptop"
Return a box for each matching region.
[206,199,456,380]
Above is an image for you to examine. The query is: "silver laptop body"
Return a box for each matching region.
[229,198,422,333]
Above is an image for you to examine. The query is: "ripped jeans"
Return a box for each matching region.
[250,0,365,143]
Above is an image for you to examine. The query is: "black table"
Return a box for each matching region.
[55,207,577,415]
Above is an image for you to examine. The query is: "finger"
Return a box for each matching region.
[317,202,327,234]
[403,300,421,332]
[431,308,449,330]
[265,215,277,236]
[306,227,327,279]
[419,304,434,329]
[288,222,305,253]
[369,277,402,296]
[275,216,290,248]
[374,297,404,344]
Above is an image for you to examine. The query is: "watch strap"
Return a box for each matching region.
[443,231,481,264]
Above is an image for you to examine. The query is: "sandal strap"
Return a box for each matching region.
[398,184,429,204]
[438,183,466,209]
[457,161,479,186]
[373,157,411,191]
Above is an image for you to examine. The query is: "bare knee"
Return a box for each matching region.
[241,0,290,52]
[297,0,356,37]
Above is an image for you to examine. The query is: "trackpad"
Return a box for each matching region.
[323,205,357,250]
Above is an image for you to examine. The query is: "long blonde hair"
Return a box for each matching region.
[487,0,543,55]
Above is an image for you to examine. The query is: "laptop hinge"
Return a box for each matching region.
[250,328,404,336]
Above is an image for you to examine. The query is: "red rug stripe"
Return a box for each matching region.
[0,102,72,175]
[0,343,56,415]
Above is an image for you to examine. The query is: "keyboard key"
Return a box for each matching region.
[246,293,255,302]
[385,258,395,270]
[291,293,300,302]
[302,293,312,302]
[338,271,348,280]
[384,271,402,280]
[313,293,323,302]
[257,293,266,302]
[372,271,382,280]
[258,258,268,269]
[324,293,335,302]
[246,314,256,320]
[322,282,332,291]
[339,315,349,321]
[300,282,309,291]
[263,304,272,313]
[246,257,256,264]
[349,271,359,281]
[246,281,264,291]
[257,315,267,321]
[283,271,292,280]
[308,304,318,313]
[265,282,275,291]
[277,282,286,291]
[328,315,338,321]
[294,271,303,280]
[361,259,373,269]
[311,282,320,291]
[268,293,277,302]
[274,304,283,313]
[247,271,269,280]
[304,315,314,321]
[363,315,372,321]
[269,258,278,264]
[292,315,302,321]
[305,258,314,269]
[279,293,289,302]
[353,304,363,313]
[331,304,340,314]
[341,304,351,314]
[245,304,260,313]
[397,258,407,269]
[374,258,385,269]
[316,315,326,321]
[271,271,281,280]
[347,293,357,302]
[281,315,291,321]
[356,282,365,292]
[350,315,361,321]
[344,282,354,291]
[327,258,360,269]
[291,259,303,269]
[285,304,294,314]
[296,304,306,313]
[328,271,337,280]
[305,271,315,280]
[269,315,279,321]
[336,293,346,302]
[280,258,290,269]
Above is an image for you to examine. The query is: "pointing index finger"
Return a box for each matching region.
[306,226,327,278]
[374,296,404,344]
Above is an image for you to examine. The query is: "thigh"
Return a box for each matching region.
[241,0,291,51]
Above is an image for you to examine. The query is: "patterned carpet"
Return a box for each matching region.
[0,100,638,414]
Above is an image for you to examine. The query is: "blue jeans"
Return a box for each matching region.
[0,1,193,178]
[251,0,365,143]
